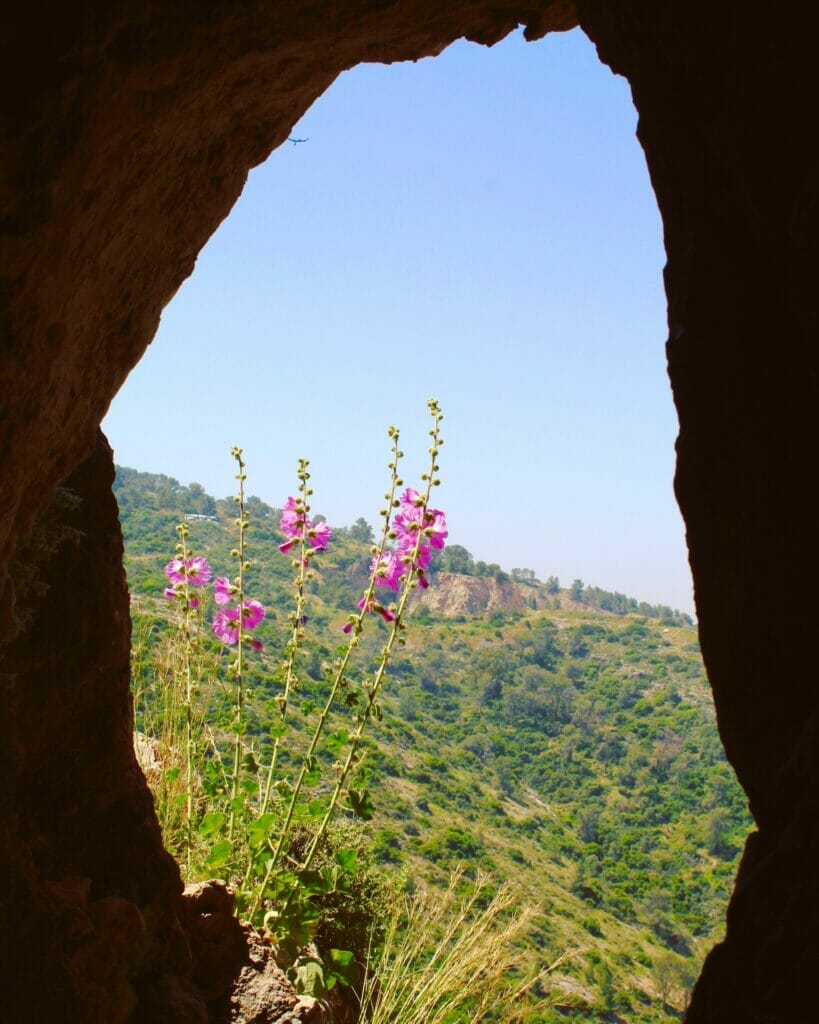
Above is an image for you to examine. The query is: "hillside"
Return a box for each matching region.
[116,466,751,1022]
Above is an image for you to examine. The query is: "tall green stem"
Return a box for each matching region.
[228,447,248,842]
[249,429,406,920]
[293,402,443,890]
[259,461,312,819]
[178,525,195,875]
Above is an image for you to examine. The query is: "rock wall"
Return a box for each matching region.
[574,5,819,1017]
[1,1,817,1020]
[416,572,530,617]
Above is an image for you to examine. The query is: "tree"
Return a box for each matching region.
[704,806,733,856]
[348,517,373,543]
[653,952,697,1013]
[570,578,585,601]
[545,575,560,594]
[440,544,475,574]
[653,953,677,1012]
[511,567,538,585]
[186,481,216,515]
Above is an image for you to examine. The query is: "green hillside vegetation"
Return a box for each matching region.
[116,466,751,1021]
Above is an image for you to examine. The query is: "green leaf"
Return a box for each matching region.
[298,869,334,895]
[205,840,232,870]
[293,958,325,998]
[247,813,278,850]
[326,949,357,988]
[335,848,359,875]
[326,729,349,755]
[346,787,375,821]
[329,948,354,967]
[307,798,328,820]
[198,812,227,838]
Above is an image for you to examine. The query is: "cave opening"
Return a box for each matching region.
[104,25,740,1018]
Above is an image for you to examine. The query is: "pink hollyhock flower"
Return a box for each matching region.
[241,599,265,630]
[280,497,306,540]
[280,513,302,538]
[189,596,199,609]
[308,520,332,550]
[249,638,264,652]
[164,558,186,585]
[394,506,422,538]
[414,543,434,571]
[185,556,212,587]
[164,587,176,600]
[424,509,448,550]
[397,535,433,572]
[164,556,212,587]
[371,551,403,591]
[400,488,425,509]
[357,595,396,624]
[278,539,296,554]
[213,608,241,645]
[214,577,233,605]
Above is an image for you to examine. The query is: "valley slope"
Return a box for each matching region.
[116,467,751,1022]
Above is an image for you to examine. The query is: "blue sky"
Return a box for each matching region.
[104,27,694,614]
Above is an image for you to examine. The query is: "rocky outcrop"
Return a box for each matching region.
[0,434,193,1021]
[2,1,818,1020]
[179,883,325,1024]
[416,572,530,616]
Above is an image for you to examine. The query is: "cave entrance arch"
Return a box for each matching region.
[111,20,711,1012]
[2,4,816,1022]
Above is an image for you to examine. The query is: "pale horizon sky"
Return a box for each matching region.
[104,27,695,616]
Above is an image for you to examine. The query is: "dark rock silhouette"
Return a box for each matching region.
[1,1,817,1020]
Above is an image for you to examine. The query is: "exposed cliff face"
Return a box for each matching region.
[1,1,817,1020]
[417,573,530,617]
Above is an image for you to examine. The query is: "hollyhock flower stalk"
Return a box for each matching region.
[227,445,251,842]
[257,458,327,828]
[168,521,207,873]
[252,400,446,923]
[277,399,446,917]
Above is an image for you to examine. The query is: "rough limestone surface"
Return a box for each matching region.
[415,572,530,616]
[179,883,325,1024]
[1,1,818,1021]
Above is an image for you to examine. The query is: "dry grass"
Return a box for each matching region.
[359,870,566,1024]
[131,614,211,868]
